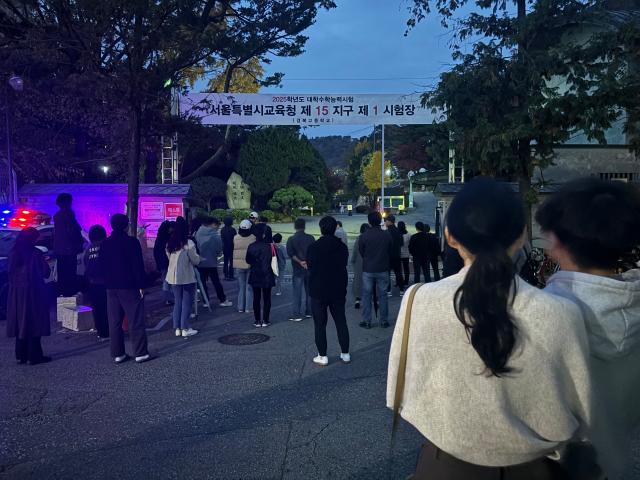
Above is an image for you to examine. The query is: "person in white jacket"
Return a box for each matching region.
[166,218,201,338]
[387,178,592,479]
[536,178,640,480]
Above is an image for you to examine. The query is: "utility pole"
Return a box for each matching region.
[380,124,385,216]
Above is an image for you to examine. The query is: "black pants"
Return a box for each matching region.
[88,283,109,338]
[414,443,569,480]
[401,258,410,286]
[198,267,226,303]
[311,297,349,356]
[223,252,234,279]
[389,257,404,290]
[15,337,44,363]
[414,257,441,283]
[106,289,148,358]
[252,287,272,324]
[57,254,78,297]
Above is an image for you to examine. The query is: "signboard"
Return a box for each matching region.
[140,201,164,220]
[226,172,251,210]
[164,203,184,221]
[180,93,439,126]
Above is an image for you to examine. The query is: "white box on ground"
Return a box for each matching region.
[60,305,94,331]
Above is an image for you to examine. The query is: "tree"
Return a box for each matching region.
[180,0,337,182]
[237,126,331,210]
[238,128,292,198]
[363,152,391,194]
[190,176,227,210]
[268,185,314,215]
[0,0,335,234]
[409,0,628,232]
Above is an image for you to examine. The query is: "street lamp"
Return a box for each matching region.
[408,170,416,209]
[5,74,23,205]
[101,165,110,175]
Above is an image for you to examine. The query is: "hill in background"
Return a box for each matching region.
[309,136,357,169]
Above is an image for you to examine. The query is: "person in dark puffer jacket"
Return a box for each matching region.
[246,223,275,328]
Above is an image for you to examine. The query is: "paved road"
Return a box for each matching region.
[1,286,422,480]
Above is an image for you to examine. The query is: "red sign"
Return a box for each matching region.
[164,203,184,221]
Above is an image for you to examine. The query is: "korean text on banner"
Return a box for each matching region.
[180,93,440,126]
[164,203,184,221]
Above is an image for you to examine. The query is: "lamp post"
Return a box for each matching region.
[407,170,415,209]
[4,75,23,205]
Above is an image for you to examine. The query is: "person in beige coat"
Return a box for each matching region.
[233,220,256,313]
[166,219,200,337]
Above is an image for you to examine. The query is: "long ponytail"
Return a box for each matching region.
[446,178,525,377]
[454,246,517,376]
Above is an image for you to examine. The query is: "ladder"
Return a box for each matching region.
[161,132,179,184]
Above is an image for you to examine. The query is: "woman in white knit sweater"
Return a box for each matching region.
[387,178,592,479]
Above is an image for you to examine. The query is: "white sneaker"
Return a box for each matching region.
[340,353,351,364]
[304,314,312,319]
[135,354,150,363]
[175,329,182,337]
[289,317,303,322]
[181,328,198,337]
[190,313,197,318]
[313,355,328,366]
[219,300,232,307]
[114,355,128,363]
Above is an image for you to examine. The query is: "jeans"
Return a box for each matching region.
[390,257,404,290]
[236,269,253,312]
[161,269,174,303]
[362,272,389,325]
[291,273,311,318]
[223,251,234,279]
[171,283,195,330]
[252,287,272,324]
[198,267,226,303]
[311,297,350,356]
[401,258,410,286]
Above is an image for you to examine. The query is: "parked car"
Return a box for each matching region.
[0,225,89,319]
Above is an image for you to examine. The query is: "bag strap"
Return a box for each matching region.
[391,283,424,448]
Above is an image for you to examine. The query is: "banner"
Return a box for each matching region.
[180,93,439,126]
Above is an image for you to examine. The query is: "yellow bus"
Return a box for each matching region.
[377,195,406,215]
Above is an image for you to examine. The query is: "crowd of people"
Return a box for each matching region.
[5,177,640,479]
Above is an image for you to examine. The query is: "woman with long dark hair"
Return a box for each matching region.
[246,223,275,328]
[387,178,592,479]
[7,227,52,364]
[166,217,200,337]
[397,221,411,288]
